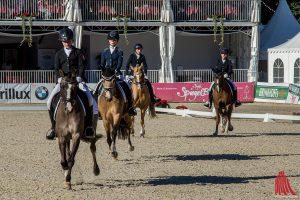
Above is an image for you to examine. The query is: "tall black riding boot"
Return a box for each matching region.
[204,90,213,109]
[85,106,95,138]
[46,110,56,140]
[233,89,241,107]
[127,93,137,116]
[145,80,157,103]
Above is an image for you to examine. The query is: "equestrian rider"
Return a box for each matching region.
[125,43,158,104]
[94,30,137,116]
[46,27,98,140]
[204,48,242,109]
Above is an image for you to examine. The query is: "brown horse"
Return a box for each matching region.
[131,64,156,137]
[98,68,134,159]
[55,70,100,190]
[212,71,234,136]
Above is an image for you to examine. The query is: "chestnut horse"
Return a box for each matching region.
[131,63,156,137]
[98,68,134,159]
[212,71,234,136]
[55,70,100,190]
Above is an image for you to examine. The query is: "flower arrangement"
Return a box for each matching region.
[155,99,170,108]
[208,14,225,47]
[112,14,130,45]
[16,13,36,47]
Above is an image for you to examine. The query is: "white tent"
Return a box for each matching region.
[268,32,300,83]
[260,0,300,60]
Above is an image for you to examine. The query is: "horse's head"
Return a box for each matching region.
[59,69,79,113]
[101,68,116,101]
[213,70,225,93]
[131,63,145,85]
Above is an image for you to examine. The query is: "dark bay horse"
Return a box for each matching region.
[131,63,156,137]
[212,71,234,136]
[98,68,134,159]
[55,70,100,190]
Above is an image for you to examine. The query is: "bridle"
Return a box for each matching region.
[101,74,116,101]
[60,78,78,112]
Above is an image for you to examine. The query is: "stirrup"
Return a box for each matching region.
[235,101,241,107]
[46,128,56,140]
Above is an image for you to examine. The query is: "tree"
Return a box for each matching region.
[261,0,300,24]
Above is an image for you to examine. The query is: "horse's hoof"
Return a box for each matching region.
[212,132,218,137]
[111,151,118,159]
[228,125,233,131]
[64,182,71,190]
[94,165,100,176]
[129,146,135,152]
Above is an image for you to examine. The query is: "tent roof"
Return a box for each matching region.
[260,0,300,53]
[269,32,300,51]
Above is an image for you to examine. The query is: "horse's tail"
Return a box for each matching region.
[148,102,157,118]
[117,119,129,140]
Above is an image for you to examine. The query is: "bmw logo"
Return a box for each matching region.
[35,86,49,100]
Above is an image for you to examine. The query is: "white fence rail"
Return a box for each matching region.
[0,69,248,83]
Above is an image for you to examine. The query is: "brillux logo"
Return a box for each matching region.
[275,171,297,197]
[0,88,30,99]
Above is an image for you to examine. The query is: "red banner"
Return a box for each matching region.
[152,82,254,103]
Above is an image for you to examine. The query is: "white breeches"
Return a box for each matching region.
[47,83,98,115]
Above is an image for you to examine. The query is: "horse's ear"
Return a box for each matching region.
[59,69,64,77]
[139,63,144,70]
[71,68,78,78]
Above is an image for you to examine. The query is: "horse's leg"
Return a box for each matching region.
[213,109,220,136]
[140,108,146,137]
[131,116,135,136]
[64,133,81,190]
[90,140,100,176]
[125,115,134,151]
[228,106,234,131]
[104,120,112,150]
[111,125,118,159]
[66,139,71,161]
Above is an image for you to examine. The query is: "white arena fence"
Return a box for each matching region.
[0,69,248,83]
[155,107,300,123]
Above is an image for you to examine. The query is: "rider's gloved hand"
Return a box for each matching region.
[57,77,62,83]
[76,77,82,83]
[125,75,130,81]
[224,73,229,79]
[144,75,148,80]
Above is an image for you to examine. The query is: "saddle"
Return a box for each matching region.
[50,90,89,122]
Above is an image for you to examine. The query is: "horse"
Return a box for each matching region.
[130,63,156,137]
[212,71,234,136]
[98,68,134,159]
[55,69,100,190]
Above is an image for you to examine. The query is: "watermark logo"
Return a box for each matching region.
[275,171,297,197]
[35,86,49,100]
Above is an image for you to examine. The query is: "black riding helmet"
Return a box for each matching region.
[58,27,73,42]
[134,43,143,49]
[220,47,229,54]
[107,31,120,40]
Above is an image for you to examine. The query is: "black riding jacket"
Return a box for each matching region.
[99,47,123,75]
[212,58,233,77]
[125,53,148,75]
[54,46,84,78]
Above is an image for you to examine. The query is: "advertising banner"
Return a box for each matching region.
[286,84,300,104]
[255,85,288,100]
[31,83,56,103]
[0,84,31,103]
[152,82,254,103]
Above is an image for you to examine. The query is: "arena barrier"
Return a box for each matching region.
[154,107,300,123]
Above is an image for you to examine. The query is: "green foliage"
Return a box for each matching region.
[289,2,300,22]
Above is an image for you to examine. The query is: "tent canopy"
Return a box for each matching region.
[269,32,300,52]
[260,0,300,59]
